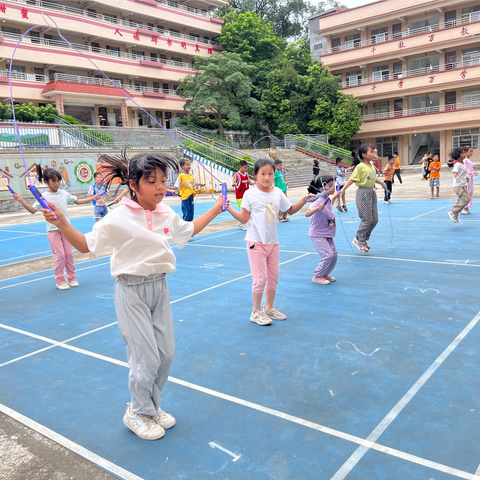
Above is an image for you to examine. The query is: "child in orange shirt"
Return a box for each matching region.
[382,156,395,204]
[428,154,441,198]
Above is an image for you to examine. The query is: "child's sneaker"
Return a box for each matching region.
[123,405,165,440]
[352,238,369,253]
[56,283,70,290]
[312,276,330,285]
[68,280,79,288]
[342,205,348,212]
[263,307,286,320]
[448,211,458,223]
[336,205,343,212]
[250,309,272,326]
[154,408,176,429]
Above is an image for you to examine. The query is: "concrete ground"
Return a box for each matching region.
[0,165,475,479]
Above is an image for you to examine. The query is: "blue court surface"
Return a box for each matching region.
[1,199,480,480]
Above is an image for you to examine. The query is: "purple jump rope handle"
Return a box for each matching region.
[323,197,331,205]
[7,184,15,195]
[221,182,227,212]
[28,184,57,220]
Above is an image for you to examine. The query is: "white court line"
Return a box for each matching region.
[187,243,480,268]
[331,310,480,480]
[0,403,143,480]
[0,229,47,235]
[1,321,479,480]
[410,205,448,220]
[0,250,51,265]
[0,233,45,242]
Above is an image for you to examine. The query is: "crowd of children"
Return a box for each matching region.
[10,141,476,442]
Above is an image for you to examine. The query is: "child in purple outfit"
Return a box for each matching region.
[306,175,337,285]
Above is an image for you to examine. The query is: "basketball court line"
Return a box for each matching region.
[410,205,449,220]
[1,315,479,480]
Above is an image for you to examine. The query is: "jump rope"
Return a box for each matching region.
[6,13,228,216]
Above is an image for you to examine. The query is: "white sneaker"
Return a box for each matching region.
[123,406,165,440]
[263,307,286,321]
[250,309,272,326]
[154,408,176,429]
[56,283,70,290]
[447,211,458,223]
[68,280,79,288]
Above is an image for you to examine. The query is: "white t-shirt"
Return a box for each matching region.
[33,189,77,232]
[241,186,291,244]
[452,162,468,187]
[85,198,194,278]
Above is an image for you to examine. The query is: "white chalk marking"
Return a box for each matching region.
[0,403,144,480]
[209,441,242,462]
[404,287,440,295]
[336,341,381,357]
[331,310,480,480]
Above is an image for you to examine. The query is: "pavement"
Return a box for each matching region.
[0,166,475,480]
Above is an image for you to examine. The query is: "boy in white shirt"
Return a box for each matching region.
[448,148,470,223]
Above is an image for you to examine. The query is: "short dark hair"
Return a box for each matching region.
[393,152,398,155]
[93,172,102,179]
[450,148,464,161]
[179,158,191,167]
[238,160,249,167]
[313,175,334,191]
[335,157,343,165]
[388,155,394,161]
[274,159,283,166]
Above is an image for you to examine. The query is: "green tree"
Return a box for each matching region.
[217,11,284,64]
[177,52,262,137]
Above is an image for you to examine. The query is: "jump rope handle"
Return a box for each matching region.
[7,184,15,195]
[28,184,57,220]
[221,182,227,212]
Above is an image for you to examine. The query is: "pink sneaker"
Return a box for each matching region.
[312,276,330,285]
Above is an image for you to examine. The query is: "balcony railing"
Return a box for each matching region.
[0,32,194,70]
[343,59,480,88]
[362,100,480,121]
[0,70,182,97]
[323,14,475,55]
[9,0,219,42]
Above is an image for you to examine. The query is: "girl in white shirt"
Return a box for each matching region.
[226,158,312,326]
[41,152,226,441]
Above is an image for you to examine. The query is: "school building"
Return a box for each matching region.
[311,0,480,165]
[0,0,224,128]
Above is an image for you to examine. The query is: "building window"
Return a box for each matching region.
[445,91,457,110]
[2,26,21,35]
[129,19,143,29]
[445,51,457,69]
[171,57,183,66]
[371,27,388,43]
[372,65,389,81]
[376,137,399,157]
[393,62,403,78]
[373,101,390,118]
[346,70,362,86]
[102,13,118,24]
[132,49,145,60]
[452,129,479,149]
[392,23,402,39]
[462,5,480,22]
[462,88,480,107]
[331,38,341,51]
[106,45,120,57]
[445,10,457,27]
[169,28,181,37]
[134,80,147,92]
[462,47,480,66]
[344,33,361,49]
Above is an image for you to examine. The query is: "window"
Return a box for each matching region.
[373,101,390,118]
[462,47,480,66]
[134,80,147,92]
[394,99,403,116]
[132,49,145,60]
[372,64,389,81]
[461,88,480,107]
[393,62,403,78]
[129,19,142,29]
[91,42,100,53]
[331,38,341,52]
[445,51,457,69]
[106,45,120,57]
[29,31,40,44]
[445,91,457,110]
[376,137,399,157]
[102,13,118,24]
[162,83,169,93]
[346,70,362,86]
[169,28,181,37]
[344,33,361,49]
[1,26,21,35]
[445,10,457,27]
[87,9,96,18]
[153,82,160,93]
[452,129,479,149]
[159,55,167,64]
[10,65,26,79]
[150,53,158,62]
[171,57,182,66]
[392,23,402,39]
[371,27,388,43]
[34,67,45,82]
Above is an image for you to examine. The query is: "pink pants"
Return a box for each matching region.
[247,242,279,293]
[467,177,474,208]
[47,230,76,286]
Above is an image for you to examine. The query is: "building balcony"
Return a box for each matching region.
[359,101,480,135]
[342,61,480,100]
[321,17,480,69]
[7,0,223,34]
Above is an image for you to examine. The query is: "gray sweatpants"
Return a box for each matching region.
[451,185,470,218]
[115,273,174,416]
[355,187,378,243]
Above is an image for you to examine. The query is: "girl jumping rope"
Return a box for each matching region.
[306,175,338,285]
[41,152,227,441]
[14,164,99,290]
[226,157,312,326]
[331,144,387,253]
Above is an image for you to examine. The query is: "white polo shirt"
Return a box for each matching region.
[85,198,194,278]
